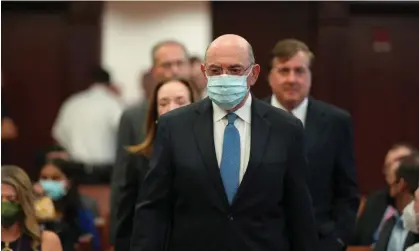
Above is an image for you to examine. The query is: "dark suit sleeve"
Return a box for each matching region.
[110,151,140,251]
[117,109,136,150]
[332,115,359,245]
[110,111,134,245]
[111,105,148,246]
[130,117,173,251]
[284,119,319,251]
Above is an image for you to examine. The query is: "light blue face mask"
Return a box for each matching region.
[206,67,252,110]
[39,179,67,201]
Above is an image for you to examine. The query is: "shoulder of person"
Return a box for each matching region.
[159,101,200,123]
[124,102,146,114]
[41,230,62,251]
[57,92,86,113]
[309,98,351,121]
[255,98,301,129]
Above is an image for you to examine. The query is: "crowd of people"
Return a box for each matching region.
[2,34,419,251]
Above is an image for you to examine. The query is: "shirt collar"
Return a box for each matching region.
[213,94,252,123]
[271,95,308,124]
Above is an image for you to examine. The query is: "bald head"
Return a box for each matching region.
[201,34,260,102]
[205,34,255,65]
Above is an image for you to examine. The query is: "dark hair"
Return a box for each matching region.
[189,56,202,65]
[151,40,189,65]
[269,38,314,70]
[396,152,419,194]
[40,159,83,233]
[129,78,195,157]
[34,144,66,171]
[91,67,111,85]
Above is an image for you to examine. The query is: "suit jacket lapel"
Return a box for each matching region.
[233,99,271,205]
[193,99,230,210]
[374,217,396,251]
[304,98,327,153]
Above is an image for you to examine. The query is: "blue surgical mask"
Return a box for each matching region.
[39,180,67,201]
[206,67,252,110]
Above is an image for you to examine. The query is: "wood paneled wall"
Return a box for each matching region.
[1,2,103,179]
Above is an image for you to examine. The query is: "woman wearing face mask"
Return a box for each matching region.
[35,159,100,251]
[110,78,195,251]
[1,165,62,251]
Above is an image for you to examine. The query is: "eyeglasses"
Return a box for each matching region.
[205,64,253,77]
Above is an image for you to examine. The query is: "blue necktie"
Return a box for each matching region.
[387,217,405,251]
[220,113,241,204]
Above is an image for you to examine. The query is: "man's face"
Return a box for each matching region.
[152,44,191,82]
[388,162,404,198]
[384,146,412,185]
[387,160,409,200]
[191,61,207,92]
[202,43,260,89]
[269,51,311,109]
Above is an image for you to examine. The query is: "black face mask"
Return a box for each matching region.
[1,201,23,229]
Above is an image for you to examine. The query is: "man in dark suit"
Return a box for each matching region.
[129,34,319,251]
[265,39,359,250]
[116,40,192,152]
[373,153,419,251]
[110,40,192,245]
[352,143,418,246]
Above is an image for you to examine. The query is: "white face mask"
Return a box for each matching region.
[403,200,419,233]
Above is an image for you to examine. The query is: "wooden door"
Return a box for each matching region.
[348,16,419,192]
[1,12,67,178]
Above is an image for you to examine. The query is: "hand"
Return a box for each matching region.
[34,196,56,220]
[33,183,44,195]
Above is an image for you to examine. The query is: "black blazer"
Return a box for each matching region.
[373,216,419,251]
[265,96,359,248]
[110,101,148,246]
[110,151,150,251]
[351,189,389,245]
[130,97,319,251]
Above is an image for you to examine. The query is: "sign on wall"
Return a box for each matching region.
[372,27,392,53]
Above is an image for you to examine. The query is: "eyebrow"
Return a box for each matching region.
[158,97,170,102]
[207,64,244,68]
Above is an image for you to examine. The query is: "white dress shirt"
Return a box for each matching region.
[52,84,124,165]
[213,95,252,183]
[406,243,419,251]
[271,95,308,127]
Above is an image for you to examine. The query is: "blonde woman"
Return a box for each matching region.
[1,165,62,251]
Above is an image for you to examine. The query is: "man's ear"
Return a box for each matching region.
[399,177,410,192]
[200,64,207,80]
[151,66,158,81]
[250,64,260,86]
